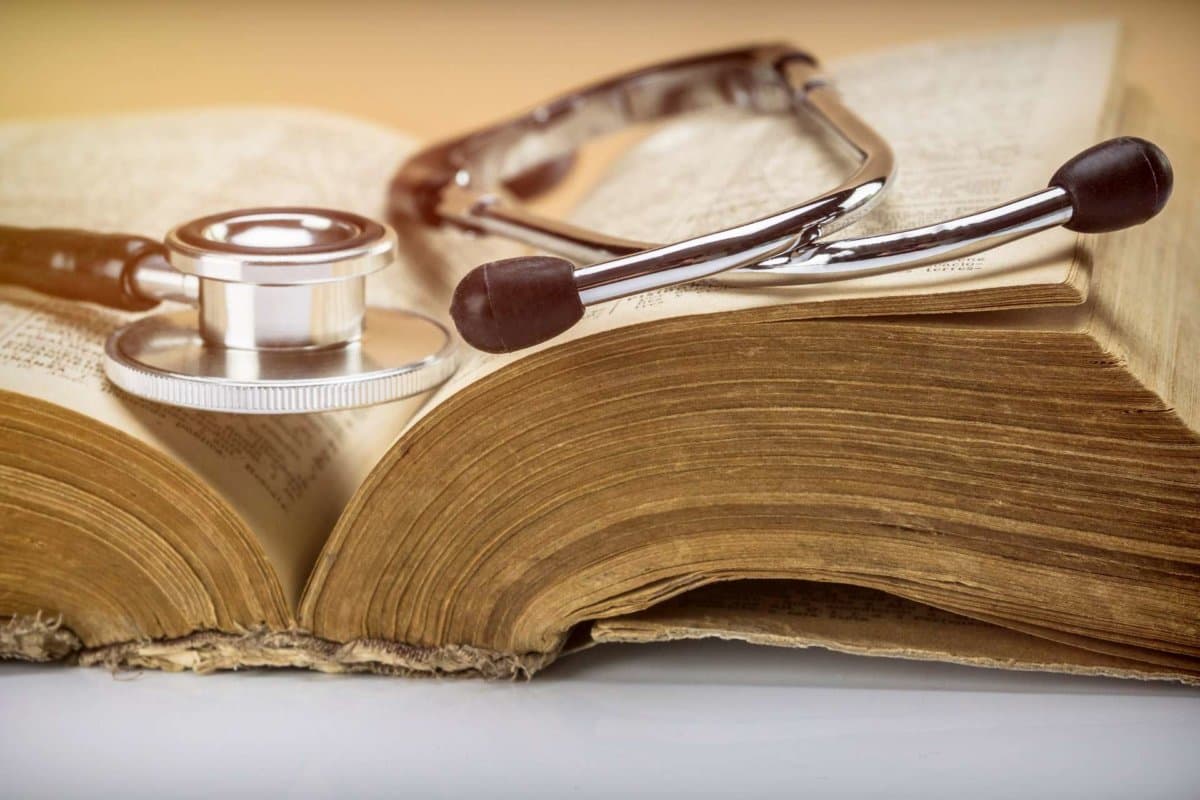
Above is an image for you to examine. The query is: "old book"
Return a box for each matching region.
[1,21,1197,682]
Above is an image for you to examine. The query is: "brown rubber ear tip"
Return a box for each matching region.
[1050,137,1173,233]
[450,256,583,353]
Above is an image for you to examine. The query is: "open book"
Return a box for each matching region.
[2,21,1197,681]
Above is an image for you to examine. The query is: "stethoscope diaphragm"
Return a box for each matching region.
[101,207,455,413]
[104,306,455,414]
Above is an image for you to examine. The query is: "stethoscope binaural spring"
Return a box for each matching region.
[389,44,1173,354]
[0,44,1174,413]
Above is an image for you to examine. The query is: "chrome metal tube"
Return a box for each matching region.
[130,258,200,305]
[710,187,1074,287]
[575,235,802,305]
[198,279,365,350]
[442,186,645,265]
[475,82,896,283]
[423,49,897,299]
[560,83,894,306]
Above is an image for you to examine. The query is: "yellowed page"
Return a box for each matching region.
[0,109,430,606]
[1084,98,1200,432]
[591,581,1196,683]
[413,21,1118,420]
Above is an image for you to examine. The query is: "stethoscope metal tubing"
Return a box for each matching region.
[447,82,899,306]
[707,186,1074,288]
[449,103,1074,304]
[571,187,1073,303]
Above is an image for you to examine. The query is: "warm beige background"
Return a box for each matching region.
[0,0,1197,139]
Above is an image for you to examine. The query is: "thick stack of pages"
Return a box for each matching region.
[1,21,1197,681]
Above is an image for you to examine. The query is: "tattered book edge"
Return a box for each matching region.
[5,614,1198,685]
[1,616,555,679]
[1,613,82,663]
[589,621,1200,686]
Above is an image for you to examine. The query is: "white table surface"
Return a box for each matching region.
[3,639,1199,799]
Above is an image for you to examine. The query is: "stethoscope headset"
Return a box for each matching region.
[0,45,1173,414]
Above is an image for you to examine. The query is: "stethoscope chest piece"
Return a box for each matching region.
[102,208,455,413]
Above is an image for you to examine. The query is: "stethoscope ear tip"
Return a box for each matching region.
[451,255,583,354]
[1051,137,1173,234]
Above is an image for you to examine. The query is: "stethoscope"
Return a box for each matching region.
[0,44,1173,414]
